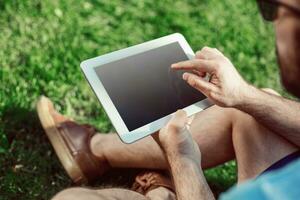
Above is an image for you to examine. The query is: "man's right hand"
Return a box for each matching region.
[172,47,251,107]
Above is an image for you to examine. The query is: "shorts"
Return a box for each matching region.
[260,150,300,176]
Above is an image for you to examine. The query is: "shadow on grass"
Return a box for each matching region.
[0,107,143,200]
[0,107,230,200]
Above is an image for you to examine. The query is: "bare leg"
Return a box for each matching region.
[232,88,298,182]
[146,187,176,200]
[90,89,298,182]
[231,108,298,182]
[52,187,175,200]
[90,105,235,169]
[52,187,148,200]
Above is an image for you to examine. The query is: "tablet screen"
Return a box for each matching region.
[95,42,206,131]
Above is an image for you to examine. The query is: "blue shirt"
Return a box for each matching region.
[221,159,300,200]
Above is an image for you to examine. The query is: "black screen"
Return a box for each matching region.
[95,42,206,131]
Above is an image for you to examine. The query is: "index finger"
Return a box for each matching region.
[171,59,216,74]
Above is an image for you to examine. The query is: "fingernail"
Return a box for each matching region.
[172,109,181,118]
[171,64,177,68]
[182,73,188,80]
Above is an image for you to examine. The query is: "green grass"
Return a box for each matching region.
[0,0,283,199]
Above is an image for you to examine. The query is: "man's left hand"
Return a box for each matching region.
[153,110,201,166]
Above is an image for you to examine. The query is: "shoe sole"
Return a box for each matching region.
[37,96,87,184]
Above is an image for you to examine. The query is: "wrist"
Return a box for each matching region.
[233,83,258,109]
[166,153,201,168]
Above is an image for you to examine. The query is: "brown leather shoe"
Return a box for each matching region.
[37,96,109,184]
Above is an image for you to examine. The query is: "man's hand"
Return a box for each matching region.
[172,46,250,107]
[155,110,201,166]
[152,110,215,200]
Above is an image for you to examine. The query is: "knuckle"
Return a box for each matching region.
[167,123,181,132]
[214,67,222,77]
[195,50,202,55]
[188,76,197,87]
[202,46,212,51]
[195,51,204,59]
[214,68,221,76]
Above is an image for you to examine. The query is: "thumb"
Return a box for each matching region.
[151,110,188,146]
[168,110,188,131]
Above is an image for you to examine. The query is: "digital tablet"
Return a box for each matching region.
[81,33,213,143]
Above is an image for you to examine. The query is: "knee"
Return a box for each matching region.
[230,108,259,136]
[52,188,90,200]
[261,88,281,96]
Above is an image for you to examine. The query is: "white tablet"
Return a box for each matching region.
[81,33,213,143]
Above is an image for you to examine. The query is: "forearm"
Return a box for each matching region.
[167,156,215,200]
[236,85,300,147]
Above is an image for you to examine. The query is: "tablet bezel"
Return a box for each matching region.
[81,33,213,143]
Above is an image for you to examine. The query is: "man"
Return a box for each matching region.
[38,0,300,199]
